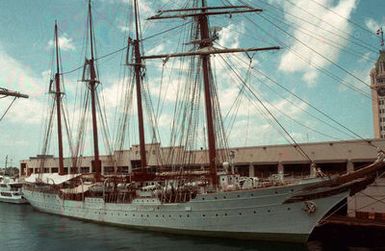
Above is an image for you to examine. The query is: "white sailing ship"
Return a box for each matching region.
[23,0,385,243]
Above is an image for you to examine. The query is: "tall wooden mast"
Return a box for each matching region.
[87,0,101,180]
[133,0,147,171]
[54,21,65,175]
[198,0,217,186]
[146,3,279,187]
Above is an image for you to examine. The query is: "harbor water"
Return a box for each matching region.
[0,202,383,251]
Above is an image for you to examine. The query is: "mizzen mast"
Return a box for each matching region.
[83,0,101,180]
[53,21,65,175]
[146,1,279,187]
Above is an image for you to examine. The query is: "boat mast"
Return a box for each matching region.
[133,0,147,171]
[87,0,101,180]
[199,0,217,186]
[54,21,65,175]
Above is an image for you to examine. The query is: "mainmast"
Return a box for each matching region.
[85,0,101,180]
[132,0,147,171]
[54,21,65,175]
[199,0,217,187]
[146,2,279,187]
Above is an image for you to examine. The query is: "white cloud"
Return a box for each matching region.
[338,65,372,95]
[4,98,46,125]
[278,0,358,86]
[147,43,166,55]
[218,22,245,48]
[118,24,130,33]
[47,34,75,51]
[0,45,44,97]
[365,18,380,32]
[119,0,153,14]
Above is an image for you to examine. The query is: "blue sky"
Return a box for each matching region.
[0,0,384,167]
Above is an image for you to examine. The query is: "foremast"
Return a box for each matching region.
[146,1,279,187]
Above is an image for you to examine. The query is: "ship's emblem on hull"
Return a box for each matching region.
[304,201,317,214]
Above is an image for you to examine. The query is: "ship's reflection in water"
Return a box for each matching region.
[0,203,381,251]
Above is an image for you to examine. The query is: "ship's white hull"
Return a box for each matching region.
[23,182,348,243]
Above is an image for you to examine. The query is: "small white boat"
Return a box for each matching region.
[0,176,28,204]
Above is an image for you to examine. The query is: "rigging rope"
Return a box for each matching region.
[307,0,379,37]
[0,97,17,122]
[224,47,376,146]
[258,14,372,89]
[237,11,372,99]
[219,54,314,162]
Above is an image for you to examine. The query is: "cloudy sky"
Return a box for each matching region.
[0,0,384,167]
